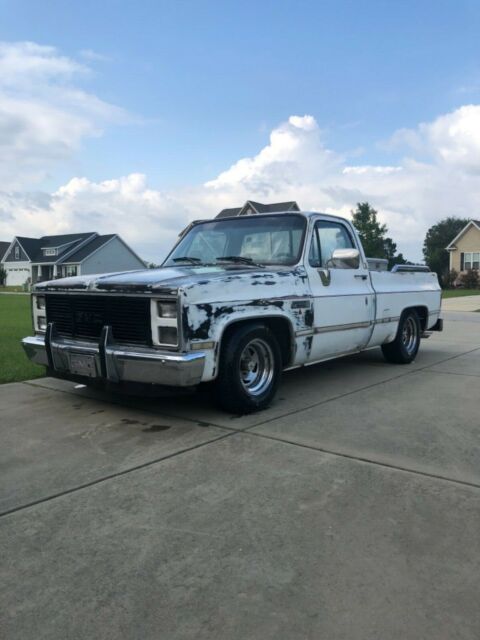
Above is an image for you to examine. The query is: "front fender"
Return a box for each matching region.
[181,298,313,381]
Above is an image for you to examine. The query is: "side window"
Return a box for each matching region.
[15,245,20,260]
[316,221,354,268]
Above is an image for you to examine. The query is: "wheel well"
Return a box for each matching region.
[220,317,294,368]
[405,305,429,331]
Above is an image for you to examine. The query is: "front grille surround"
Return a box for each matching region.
[45,294,152,346]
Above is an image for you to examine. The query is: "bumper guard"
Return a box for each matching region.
[22,323,205,387]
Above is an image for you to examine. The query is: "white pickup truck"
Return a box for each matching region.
[23,211,442,413]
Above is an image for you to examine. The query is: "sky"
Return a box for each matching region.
[1,0,480,262]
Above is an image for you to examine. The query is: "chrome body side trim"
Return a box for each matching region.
[375,315,401,324]
[314,321,372,334]
[295,315,404,338]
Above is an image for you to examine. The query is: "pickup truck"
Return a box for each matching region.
[22,211,443,413]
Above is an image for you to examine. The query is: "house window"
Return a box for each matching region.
[14,245,20,259]
[44,248,57,256]
[65,265,77,277]
[463,252,480,270]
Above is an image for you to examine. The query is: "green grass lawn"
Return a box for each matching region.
[0,294,44,384]
[0,285,29,292]
[442,289,480,298]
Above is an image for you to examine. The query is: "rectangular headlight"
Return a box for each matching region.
[36,296,46,310]
[158,326,178,345]
[37,316,47,331]
[157,301,177,318]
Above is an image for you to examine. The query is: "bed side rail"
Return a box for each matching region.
[391,264,431,273]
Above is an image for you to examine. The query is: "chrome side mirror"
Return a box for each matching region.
[331,248,360,269]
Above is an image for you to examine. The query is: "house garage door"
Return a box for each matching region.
[5,266,30,286]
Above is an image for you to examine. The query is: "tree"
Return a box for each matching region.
[423,217,469,286]
[351,202,407,268]
[0,264,6,287]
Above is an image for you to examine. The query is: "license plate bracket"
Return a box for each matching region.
[69,353,97,378]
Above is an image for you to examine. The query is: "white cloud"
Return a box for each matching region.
[391,104,480,171]
[0,174,189,262]
[2,81,480,263]
[206,115,340,194]
[0,41,126,189]
[343,165,402,175]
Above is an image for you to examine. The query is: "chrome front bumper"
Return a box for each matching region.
[22,329,205,387]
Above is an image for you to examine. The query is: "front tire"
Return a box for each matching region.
[381,309,421,364]
[215,324,282,414]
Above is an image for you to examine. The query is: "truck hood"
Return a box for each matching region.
[34,264,311,302]
[34,266,237,293]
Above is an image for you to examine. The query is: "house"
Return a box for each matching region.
[0,241,9,262]
[446,220,480,273]
[1,232,145,286]
[216,200,300,218]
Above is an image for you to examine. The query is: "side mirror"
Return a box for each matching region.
[331,248,360,269]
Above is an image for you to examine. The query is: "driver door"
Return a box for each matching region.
[306,218,375,361]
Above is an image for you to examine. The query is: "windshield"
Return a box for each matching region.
[164,214,307,267]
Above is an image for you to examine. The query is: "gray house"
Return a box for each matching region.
[217,200,300,219]
[1,232,145,286]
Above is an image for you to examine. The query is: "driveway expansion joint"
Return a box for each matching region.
[247,345,480,430]
[244,430,480,492]
[0,431,234,519]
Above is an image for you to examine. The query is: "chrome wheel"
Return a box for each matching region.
[239,338,274,396]
[402,316,418,355]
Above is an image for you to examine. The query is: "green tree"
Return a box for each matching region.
[0,264,6,286]
[423,217,469,286]
[351,202,407,268]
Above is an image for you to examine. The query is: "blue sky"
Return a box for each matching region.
[1,0,480,260]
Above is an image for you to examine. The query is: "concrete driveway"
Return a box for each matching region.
[442,293,480,312]
[2,311,480,640]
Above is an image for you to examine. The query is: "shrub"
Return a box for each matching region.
[443,269,458,289]
[460,269,480,289]
[0,264,6,286]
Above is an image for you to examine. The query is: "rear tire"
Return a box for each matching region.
[215,324,282,414]
[381,309,421,364]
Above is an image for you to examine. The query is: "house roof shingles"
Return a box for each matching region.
[15,237,42,260]
[35,233,95,263]
[246,201,299,213]
[62,234,116,263]
[16,233,95,263]
[216,200,300,219]
[217,207,242,219]
[0,241,10,261]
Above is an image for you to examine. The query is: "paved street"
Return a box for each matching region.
[1,311,480,640]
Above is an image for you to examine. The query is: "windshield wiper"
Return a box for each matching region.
[216,255,263,267]
[172,256,203,264]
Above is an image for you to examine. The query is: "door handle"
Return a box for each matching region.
[354,274,368,280]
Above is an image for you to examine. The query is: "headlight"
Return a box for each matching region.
[152,299,179,347]
[157,301,177,318]
[32,295,47,333]
[158,326,178,346]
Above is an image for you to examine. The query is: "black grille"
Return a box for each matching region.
[45,295,152,346]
